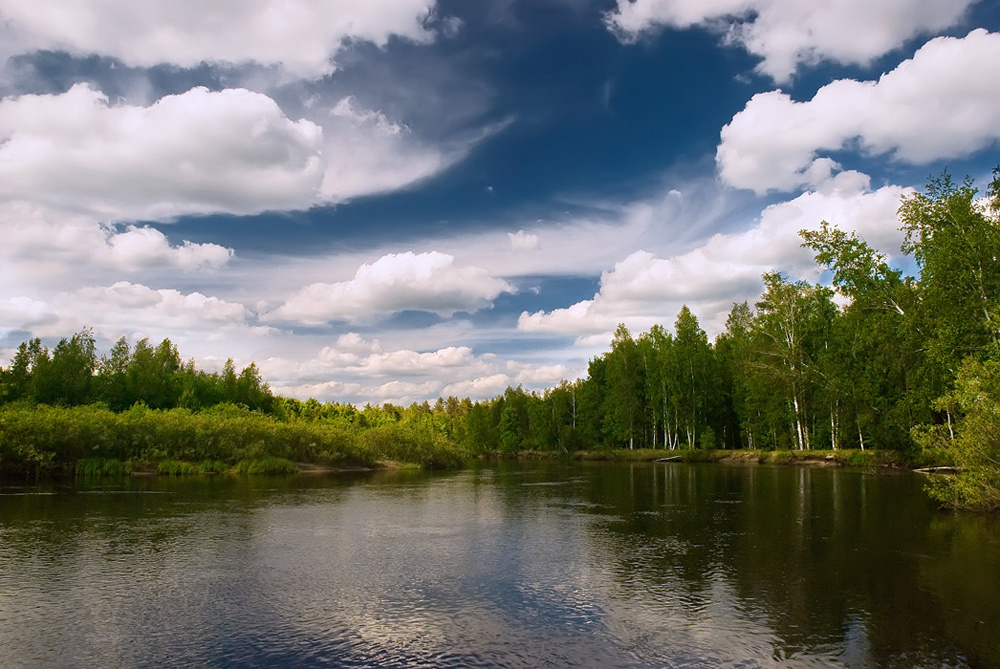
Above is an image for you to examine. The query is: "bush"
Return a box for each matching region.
[359,423,465,468]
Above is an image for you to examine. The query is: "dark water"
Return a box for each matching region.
[1,463,999,668]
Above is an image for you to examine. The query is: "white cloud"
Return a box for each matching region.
[0,84,481,220]
[508,229,541,252]
[79,282,248,324]
[0,85,324,221]
[311,337,489,378]
[0,281,252,340]
[506,361,573,387]
[267,251,515,325]
[519,172,910,339]
[258,335,557,405]
[331,96,404,135]
[0,202,232,284]
[330,332,385,356]
[605,0,973,82]
[441,374,512,401]
[320,97,461,202]
[718,30,1000,192]
[0,0,437,79]
[269,380,366,404]
[107,227,233,271]
[359,346,481,376]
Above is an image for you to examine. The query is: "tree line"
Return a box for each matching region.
[424,170,1000,461]
[1,333,273,413]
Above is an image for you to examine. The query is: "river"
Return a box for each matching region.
[1,462,998,667]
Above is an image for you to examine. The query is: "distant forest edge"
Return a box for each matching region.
[2,169,1000,510]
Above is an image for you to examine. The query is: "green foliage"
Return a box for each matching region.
[900,171,1000,371]
[0,330,277,415]
[604,324,644,449]
[0,403,385,477]
[358,423,464,469]
[918,358,1000,511]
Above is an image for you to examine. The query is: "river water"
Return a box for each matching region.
[1,462,998,667]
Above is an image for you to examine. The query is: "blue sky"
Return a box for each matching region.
[2,0,999,404]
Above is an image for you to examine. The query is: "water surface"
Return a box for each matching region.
[1,462,998,667]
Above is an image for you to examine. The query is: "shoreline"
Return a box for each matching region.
[481,448,938,469]
[0,448,943,483]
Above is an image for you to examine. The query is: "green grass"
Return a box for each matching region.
[75,457,132,477]
[157,459,199,476]
[233,457,298,475]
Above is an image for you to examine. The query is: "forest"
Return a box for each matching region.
[2,169,999,509]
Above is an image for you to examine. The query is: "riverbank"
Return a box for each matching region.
[1,403,949,481]
[0,403,463,479]
[484,448,945,469]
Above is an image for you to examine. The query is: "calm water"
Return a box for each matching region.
[1,462,999,668]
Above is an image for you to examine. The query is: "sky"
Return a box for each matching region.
[1,0,999,406]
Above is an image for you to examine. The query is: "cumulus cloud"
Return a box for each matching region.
[508,229,541,252]
[312,334,486,377]
[0,84,324,221]
[107,227,233,271]
[519,171,909,339]
[718,29,1000,192]
[440,374,512,401]
[0,0,437,79]
[0,202,232,284]
[78,282,249,325]
[0,281,251,340]
[0,83,480,221]
[267,252,515,325]
[258,334,566,405]
[605,0,972,82]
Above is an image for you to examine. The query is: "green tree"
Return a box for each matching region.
[671,307,711,448]
[753,273,835,450]
[639,325,672,448]
[900,169,1000,373]
[716,303,758,448]
[2,341,35,403]
[97,337,133,411]
[800,223,924,449]
[577,356,610,449]
[235,362,273,412]
[498,386,530,452]
[604,324,644,449]
[464,401,498,453]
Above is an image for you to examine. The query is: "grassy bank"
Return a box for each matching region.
[0,403,463,478]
